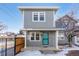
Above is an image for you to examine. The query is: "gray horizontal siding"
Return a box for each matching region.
[56,21,66,28]
[24,10,54,29]
[26,31,56,47]
[49,31,56,47]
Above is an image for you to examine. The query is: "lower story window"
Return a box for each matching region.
[58,32,65,40]
[58,37,64,40]
[30,32,40,41]
[76,37,79,42]
[31,33,34,40]
[36,33,39,40]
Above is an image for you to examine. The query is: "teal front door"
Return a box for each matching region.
[42,32,49,45]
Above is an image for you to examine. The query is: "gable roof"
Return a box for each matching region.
[56,15,78,23]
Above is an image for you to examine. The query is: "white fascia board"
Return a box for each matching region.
[21,28,65,31]
[18,6,59,10]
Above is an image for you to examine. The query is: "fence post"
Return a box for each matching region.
[5,38,7,56]
[0,38,2,56]
[14,35,16,55]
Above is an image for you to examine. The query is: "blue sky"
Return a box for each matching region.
[0,3,79,33]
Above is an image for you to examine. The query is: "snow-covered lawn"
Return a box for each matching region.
[0,41,14,51]
[0,41,14,48]
[16,45,79,56]
[0,41,14,56]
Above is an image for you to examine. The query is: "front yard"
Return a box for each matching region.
[16,45,79,56]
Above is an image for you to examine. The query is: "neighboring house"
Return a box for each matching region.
[0,32,15,41]
[74,23,79,45]
[56,15,78,45]
[56,15,77,29]
[18,6,79,50]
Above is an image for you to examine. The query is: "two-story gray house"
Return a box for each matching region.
[18,6,79,50]
[18,6,65,50]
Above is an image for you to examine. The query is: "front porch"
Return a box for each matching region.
[22,28,65,50]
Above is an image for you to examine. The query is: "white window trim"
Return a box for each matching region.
[58,36,65,40]
[39,12,46,22]
[64,20,69,25]
[29,32,41,41]
[32,12,38,22]
[58,32,65,40]
[75,36,79,44]
[32,12,46,22]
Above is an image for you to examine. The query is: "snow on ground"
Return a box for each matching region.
[0,41,14,51]
[16,45,79,56]
[0,41,14,48]
[17,50,44,56]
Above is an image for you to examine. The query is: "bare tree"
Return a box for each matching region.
[63,4,79,47]
[0,21,7,31]
[64,23,75,47]
[67,4,79,19]
[63,14,78,47]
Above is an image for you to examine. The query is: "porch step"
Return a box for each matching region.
[43,45,49,47]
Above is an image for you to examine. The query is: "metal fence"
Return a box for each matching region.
[0,38,15,56]
[0,36,24,56]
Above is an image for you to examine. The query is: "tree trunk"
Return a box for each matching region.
[69,42,72,47]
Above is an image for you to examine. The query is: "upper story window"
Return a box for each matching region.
[32,12,45,22]
[33,12,38,21]
[40,12,45,21]
[64,20,69,25]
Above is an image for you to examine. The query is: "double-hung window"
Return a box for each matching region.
[31,33,34,40]
[58,32,65,40]
[33,12,38,21]
[40,12,45,22]
[32,12,45,22]
[30,32,41,41]
[76,36,79,42]
[36,33,40,40]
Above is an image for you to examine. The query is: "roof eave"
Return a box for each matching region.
[18,6,59,11]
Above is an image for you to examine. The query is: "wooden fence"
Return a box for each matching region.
[15,36,24,55]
